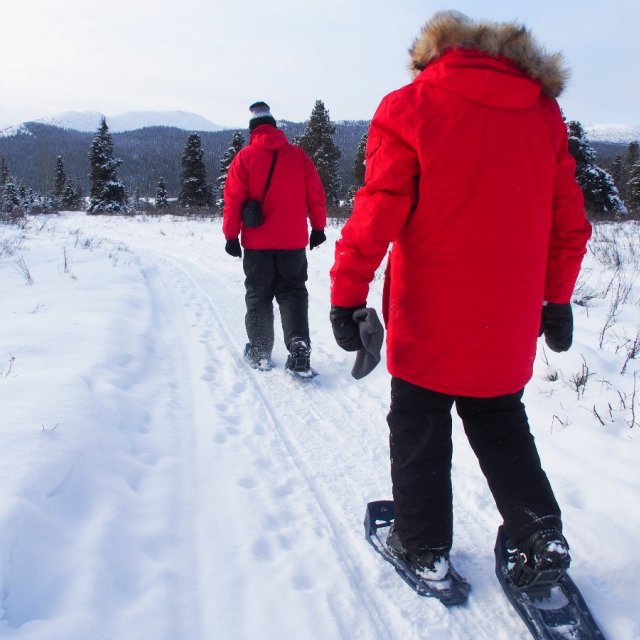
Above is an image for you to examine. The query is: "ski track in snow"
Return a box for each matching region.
[82,220,529,640]
[1,214,638,639]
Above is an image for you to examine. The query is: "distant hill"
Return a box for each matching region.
[2,115,633,199]
[1,110,225,135]
[585,124,640,144]
[0,120,369,197]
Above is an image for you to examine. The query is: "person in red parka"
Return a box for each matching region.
[224,102,326,375]
[330,12,592,583]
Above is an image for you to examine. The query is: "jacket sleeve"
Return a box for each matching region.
[543,100,592,303]
[222,152,249,240]
[330,95,419,307]
[303,154,327,231]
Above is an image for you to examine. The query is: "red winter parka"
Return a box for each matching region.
[223,125,326,250]
[330,22,592,398]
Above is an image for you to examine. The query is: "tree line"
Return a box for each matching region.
[1,102,639,219]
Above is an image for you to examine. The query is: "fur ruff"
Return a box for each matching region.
[409,12,569,97]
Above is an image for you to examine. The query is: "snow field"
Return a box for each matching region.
[0,213,638,639]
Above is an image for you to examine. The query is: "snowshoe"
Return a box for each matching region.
[495,526,605,639]
[365,500,470,606]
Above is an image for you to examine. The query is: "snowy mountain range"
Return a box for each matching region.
[584,123,640,143]
[1,110,225,136]
[2,111,639,144]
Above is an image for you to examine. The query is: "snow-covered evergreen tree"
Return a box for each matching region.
[155,177,169,209]
[178,134,211,208]
[131,187,141,210]
[216,131,245,210]
[354,132,368,188]
[87,118,128,214]
[623,141,639,199]
[61,180,83,210]
[0,158,10,186]
[626,160,640,211]
[609,154,624,200]
[1,181,20,213]
[567,121,626,216]
[54,156,67,200]
[296,100,341,204]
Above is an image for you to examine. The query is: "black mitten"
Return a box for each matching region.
[309,229,326,250]
[330,305,365,351]
[540,303,573,352]
[225,238,242,258]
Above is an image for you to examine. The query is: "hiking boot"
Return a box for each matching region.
[243,343,272,371]
[285,338,311,375]
[508,528,571,588]
[386,525,450,581]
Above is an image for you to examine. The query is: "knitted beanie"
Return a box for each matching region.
[249,101,277,131]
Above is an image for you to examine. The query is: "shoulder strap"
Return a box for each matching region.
[263,151,278,199]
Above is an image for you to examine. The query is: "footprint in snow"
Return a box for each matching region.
[237,476,257,489]
[251,536,274,562]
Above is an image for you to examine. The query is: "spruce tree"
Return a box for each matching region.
[178,133,211,208]
[61,180,82,210]
[623,141,639,199]
[87,118,128,214]
[155,177,169,209]
[626,160,640,211]
[54,156,67,200]
[131,187,141,209]
[567,121,626,216]
[296,100,341,204]
[609,154,624,199]
[1,181,20,213]
[354,132,368,187]
[0,158,9,186]
[216,130,245,210]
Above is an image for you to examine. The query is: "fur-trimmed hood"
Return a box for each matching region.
[409,11,569,98]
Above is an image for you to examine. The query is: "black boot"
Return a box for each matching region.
[244,343,272,371]
[285,338,312,376]
[386,525,450,581]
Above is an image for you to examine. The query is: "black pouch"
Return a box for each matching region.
[240,151,278,229]
[241,200,263,227]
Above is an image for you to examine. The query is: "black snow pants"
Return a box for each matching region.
[243,248,309,356]
[387,377,562,552]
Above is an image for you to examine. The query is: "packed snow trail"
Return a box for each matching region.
[1,214,637,639]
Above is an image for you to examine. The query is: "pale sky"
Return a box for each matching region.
[1,0,638,128]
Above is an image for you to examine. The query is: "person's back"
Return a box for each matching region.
[330,11,591,596]
[223,102,327,376]
[223,121,325,252]
[332,14,590,397]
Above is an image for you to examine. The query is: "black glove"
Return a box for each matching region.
[540,302,573,352]
[330,305,365,351]
[309,229,326,250]
[225,238,242,258]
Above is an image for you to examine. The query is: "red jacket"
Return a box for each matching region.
[330,47,591,397]
[223,125,326,250]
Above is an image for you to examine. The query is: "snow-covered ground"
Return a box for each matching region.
[0,213,638,640]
